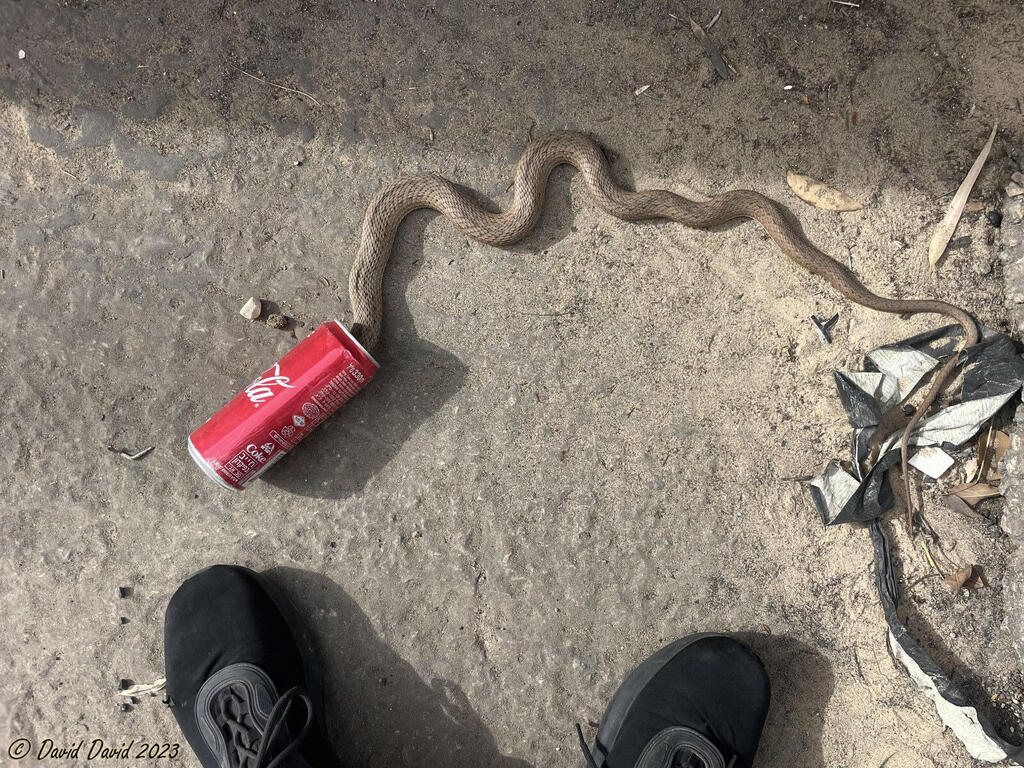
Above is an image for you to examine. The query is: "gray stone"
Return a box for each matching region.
[1001,408,1024,537]
[239,297,262,321]
[1001,165,1024,670]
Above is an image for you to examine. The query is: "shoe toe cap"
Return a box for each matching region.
[164,566,303,704]
[601,635,771,768]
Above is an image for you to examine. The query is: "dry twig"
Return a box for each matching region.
[234,66,322,107]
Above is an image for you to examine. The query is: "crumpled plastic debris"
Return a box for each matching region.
[907,446,955,478]
[808,324,1024,764]
[810,325,1024,526]
[871,520,1024,764]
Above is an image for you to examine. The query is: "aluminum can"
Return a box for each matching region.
[188,320,379,490]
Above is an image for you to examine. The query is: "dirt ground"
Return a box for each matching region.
[2,1,1024,766]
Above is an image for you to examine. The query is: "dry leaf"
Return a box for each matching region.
[946,481,1001,506]
[786,170,864,212]
[975,426,1011,482]
[992,431,1010,478]
[972,422,993,482]
[928,123,998,270]
[965,201,984,212]
[943,565,985,593]
[963,455,980,480]
[942,493,990,524]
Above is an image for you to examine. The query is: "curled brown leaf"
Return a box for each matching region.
[943,565,986,593]
[946,481,1001,507]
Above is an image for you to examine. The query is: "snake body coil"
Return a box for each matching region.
[348,131,979,524]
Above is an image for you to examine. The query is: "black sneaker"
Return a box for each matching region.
[164,565,340,768]
[577,634,770,768]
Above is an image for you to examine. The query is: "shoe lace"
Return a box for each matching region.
[216,685,314,768]
[576,724,600,768]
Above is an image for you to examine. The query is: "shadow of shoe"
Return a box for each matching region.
[734,633,834,768]
[262,566,533,768]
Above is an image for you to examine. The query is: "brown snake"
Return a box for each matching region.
[349,131,979,528]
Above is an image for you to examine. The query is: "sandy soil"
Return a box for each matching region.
[2,1,1024,766]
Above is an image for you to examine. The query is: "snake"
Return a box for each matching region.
[348,131,979,528]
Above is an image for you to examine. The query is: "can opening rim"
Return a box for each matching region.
[187,436,240,491]
[332,319,381,370]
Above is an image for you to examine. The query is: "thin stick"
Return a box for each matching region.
[921,541,943,577]
[109,446,154,461]
[830,0,861,6]
[906,573,941,591]
[234,66,322,107]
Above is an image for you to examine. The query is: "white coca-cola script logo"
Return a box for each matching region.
[245,363,295,405]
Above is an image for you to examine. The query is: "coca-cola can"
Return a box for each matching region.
[188,320,379,490]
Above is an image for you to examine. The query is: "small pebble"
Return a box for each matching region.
[903,404,915,416]
[119,616,130,625]
[987,211,1003,228]
[120,702,133,713]
[266,313,289,330]
[18,49,25,59]
[239,297,262,321]
[118,678,133,691]
[118,586,132,599]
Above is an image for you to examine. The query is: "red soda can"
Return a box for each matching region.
[188,320,379,490]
